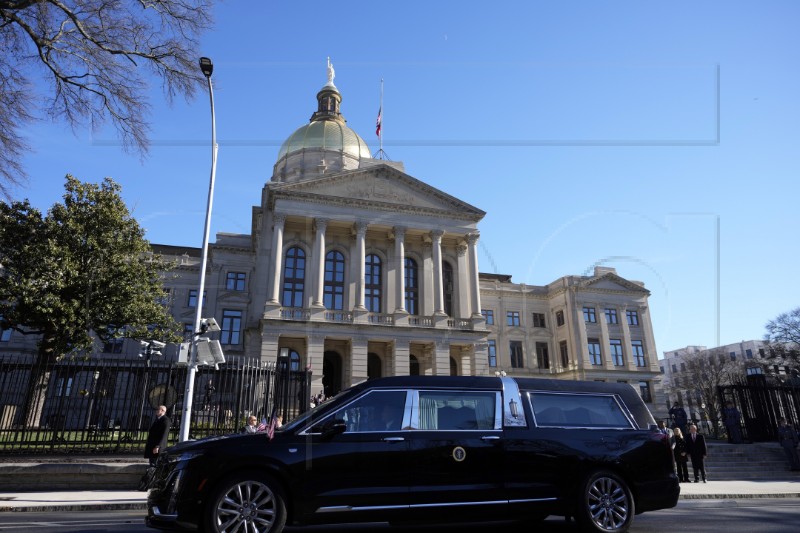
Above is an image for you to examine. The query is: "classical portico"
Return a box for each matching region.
[254,67,488,396]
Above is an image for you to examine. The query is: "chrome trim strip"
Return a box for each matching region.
[316,504,409,513]
[481,435,500,440]
[382,437,405,442]
[509,497,558,503]
[412,500,507,509]
[500,376,527,427]
[317,500,511,514]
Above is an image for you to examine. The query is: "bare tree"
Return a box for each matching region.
[762,306,800,373]
[0,0,214,197]
[679,348,745,431]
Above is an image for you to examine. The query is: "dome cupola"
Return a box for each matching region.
[273,59,371,182]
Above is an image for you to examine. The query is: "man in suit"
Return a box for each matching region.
[144,405,171,466]
[685,423,708,483]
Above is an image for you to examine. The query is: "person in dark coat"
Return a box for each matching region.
[685,423,708,482]
[722,401,743,444]
[669,401,688,434]
[777,417,800,471]
[673,427,690,482]
[144,405,171,466]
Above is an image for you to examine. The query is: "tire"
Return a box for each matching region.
[575,470,634,533]
[205,472,287,533]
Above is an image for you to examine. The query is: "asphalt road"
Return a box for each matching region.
[0,499,798,533]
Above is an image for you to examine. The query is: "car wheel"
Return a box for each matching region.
[575,470,634,533]
[205,473,287,533]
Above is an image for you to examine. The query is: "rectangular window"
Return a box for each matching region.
[588,338,602,365]
[226,271,246,291]
[221,309,243,345]
[730,351,736,361]
[560,340,569,368]
[417,391,500,431]
[507,311,521,327]
[0,317,11,342]
[639,381,653,403]
[626,309,639,326]
[632,340,646,367]
[532,313,546,328]
[183,323,194,340]
[102,326,124,354]
[672,364,677,373]
[510,341,524,368]
[746,349,753,359]
[157,288,171,306]
[188,289,207,307]
[536,342,550,369]
[530,392,634,428]
[610,339,624,366]
[481,309,494,325]
[556,310,565,327]
[488,340,497,368]
[56,376,73,397]
[680,362,686,372]
[583,307,596,323]
[673,377,681,388]
[604,308,618,324]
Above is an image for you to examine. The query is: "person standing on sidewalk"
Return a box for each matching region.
[777,417,800,471]
[722,401,743,444]
[685,423,708,483]
[144,405,171,467]
[673,427,691,483]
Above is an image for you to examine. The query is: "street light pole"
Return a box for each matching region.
[180,57,218,443]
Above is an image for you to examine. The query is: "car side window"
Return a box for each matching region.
[416,391,500,430]
[529,392,634,429]
[310,390,408,433]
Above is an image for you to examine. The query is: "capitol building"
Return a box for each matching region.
[148,65,663,409]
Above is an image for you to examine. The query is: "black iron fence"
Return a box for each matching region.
[718,378,800,442]
[0,356,311,455]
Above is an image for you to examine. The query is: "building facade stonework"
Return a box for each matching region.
[0,69,664,411]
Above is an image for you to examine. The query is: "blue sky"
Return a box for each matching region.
[15,1,799,357]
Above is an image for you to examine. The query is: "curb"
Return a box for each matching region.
[0,502,148,513]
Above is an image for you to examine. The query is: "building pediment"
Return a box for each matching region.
[580,273,650,294]
[268,165,485,221]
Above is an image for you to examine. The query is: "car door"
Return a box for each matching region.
[295,389,411,523]
[405,388,505,521]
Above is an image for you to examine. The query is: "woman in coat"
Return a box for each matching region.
[673,426,690,482]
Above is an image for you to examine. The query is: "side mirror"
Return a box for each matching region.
[321,420,347,440]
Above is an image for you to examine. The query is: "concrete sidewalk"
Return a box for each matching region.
[0,480,799,512]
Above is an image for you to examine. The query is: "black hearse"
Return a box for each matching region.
[146,376,679,533]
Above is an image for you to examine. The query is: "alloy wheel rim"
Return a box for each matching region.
[586,476,629,531]
[215,480,277,532]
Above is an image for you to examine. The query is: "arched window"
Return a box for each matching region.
[409,354,420,376]
[365,254,382,313]
[404,257,418,315]
[324,250,345,310]
[282,247,305,307]
[443,261,454,317]
[368,353,382,380]
[289,349,301,371]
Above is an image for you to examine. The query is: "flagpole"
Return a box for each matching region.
[379,78,384,154]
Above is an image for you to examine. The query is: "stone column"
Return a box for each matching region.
[307,334,325,395]
[267,213,286,305]
[260,331,281,364]
[354,221,367,311]
[393,340,410,376]
[466,233,482,318]
[639,305,658,370]
[394,227,406,313]
[456,244,469,319]
[312,218,328,308]
[433,340,451,376]
[431,230,446,316]
[351,337,369,385]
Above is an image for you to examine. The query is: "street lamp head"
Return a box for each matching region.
[199,57,213,77]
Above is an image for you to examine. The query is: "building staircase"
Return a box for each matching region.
[702,441,800,481]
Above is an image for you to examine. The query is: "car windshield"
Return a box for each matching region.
[281,389,350,432]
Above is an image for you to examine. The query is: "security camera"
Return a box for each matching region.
[200,318,221,333]
[150,340,167,350]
